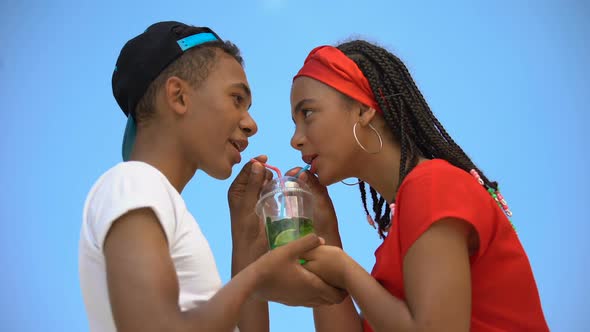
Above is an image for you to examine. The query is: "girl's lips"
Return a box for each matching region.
[302,154,319,174]
[310,157,318,174]
[302,154,318,165]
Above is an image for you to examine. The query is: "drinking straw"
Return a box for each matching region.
[251,159,289,218]
[293,164,311,178]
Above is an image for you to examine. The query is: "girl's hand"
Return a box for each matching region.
[300,244,352,290]
[285,167,343,247]
[253,235,348,307]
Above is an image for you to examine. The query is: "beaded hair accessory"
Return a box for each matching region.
[365,203,395,237]
[469,169,516,231]
[365,170,516,235]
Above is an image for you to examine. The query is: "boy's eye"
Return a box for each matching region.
[302,109,313,118]
[233,94,244,104]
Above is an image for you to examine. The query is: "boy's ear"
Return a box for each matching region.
[164,76,189,115]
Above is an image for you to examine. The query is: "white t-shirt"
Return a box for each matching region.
[79,161,232,332]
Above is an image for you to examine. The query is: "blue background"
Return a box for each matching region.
[1,0,587,330]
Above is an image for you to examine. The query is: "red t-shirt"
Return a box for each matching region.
[362,159,548,331]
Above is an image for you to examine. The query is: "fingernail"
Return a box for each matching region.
[251,162,262,174]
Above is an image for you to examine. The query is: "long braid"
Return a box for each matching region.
[359,181,372,218]
[371,188,386,220]
[369,187,380,213]
[337,40,499,236]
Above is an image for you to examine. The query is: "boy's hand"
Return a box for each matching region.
[253,234,348,307]
[228,156,273,271]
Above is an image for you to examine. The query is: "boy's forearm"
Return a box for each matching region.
[179,263,262,332]
[231,246,270,332]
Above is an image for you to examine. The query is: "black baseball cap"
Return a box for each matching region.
[111,21,223,161]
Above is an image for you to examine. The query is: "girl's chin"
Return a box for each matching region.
[316,172,339,187]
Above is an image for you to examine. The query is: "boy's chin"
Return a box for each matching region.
[203,164,233,180]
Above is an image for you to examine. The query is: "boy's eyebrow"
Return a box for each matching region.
[291,98,315,122]
[231,82,251,97]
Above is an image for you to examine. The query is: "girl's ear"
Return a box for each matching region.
[359,106,378,126]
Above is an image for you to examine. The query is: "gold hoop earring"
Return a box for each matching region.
[353,122,383,154]
[341,178,361,186]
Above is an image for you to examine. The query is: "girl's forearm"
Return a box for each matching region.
[343,258,416,332]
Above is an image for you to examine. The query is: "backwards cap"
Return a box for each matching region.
[111,21,222,161]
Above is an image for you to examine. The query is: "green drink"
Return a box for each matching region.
[266,217,315,249]
[256,176,315,250]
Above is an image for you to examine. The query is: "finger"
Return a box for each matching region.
[285,167,303,177]
[281,234,321,257]
[228,156,267,193]
[300,265,348,304]
[286,295,331,307]
[299,246,321,262]
[329,288,348,304]
[284,167,328,198]
[280,298,330,308]
[245,161,266,194]
[315,285,347,305]
[303,172,328,195]
[284,167,313,185]
[254,155,269,163]
[305,299,333,308]
[262,168,273,187]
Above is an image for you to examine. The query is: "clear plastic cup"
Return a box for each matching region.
[255,176,315,250]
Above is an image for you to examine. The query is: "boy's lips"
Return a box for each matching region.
[229,139,248,152]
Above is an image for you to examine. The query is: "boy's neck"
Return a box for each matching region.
[129,133,196,194]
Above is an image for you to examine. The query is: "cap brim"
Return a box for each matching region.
[122,115,136,161]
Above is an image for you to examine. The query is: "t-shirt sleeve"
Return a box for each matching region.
[84,164,176,252]
[396,164,495,260]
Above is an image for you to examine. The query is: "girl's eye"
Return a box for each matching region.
[302,109,313,118]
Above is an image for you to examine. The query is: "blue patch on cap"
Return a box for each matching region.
[177,32,219,51]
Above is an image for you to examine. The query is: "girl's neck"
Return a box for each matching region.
[357,144,427,202]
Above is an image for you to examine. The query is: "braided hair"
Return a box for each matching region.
[337,40,498,238]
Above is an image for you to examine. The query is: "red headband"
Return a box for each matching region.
[293,45,381,113]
